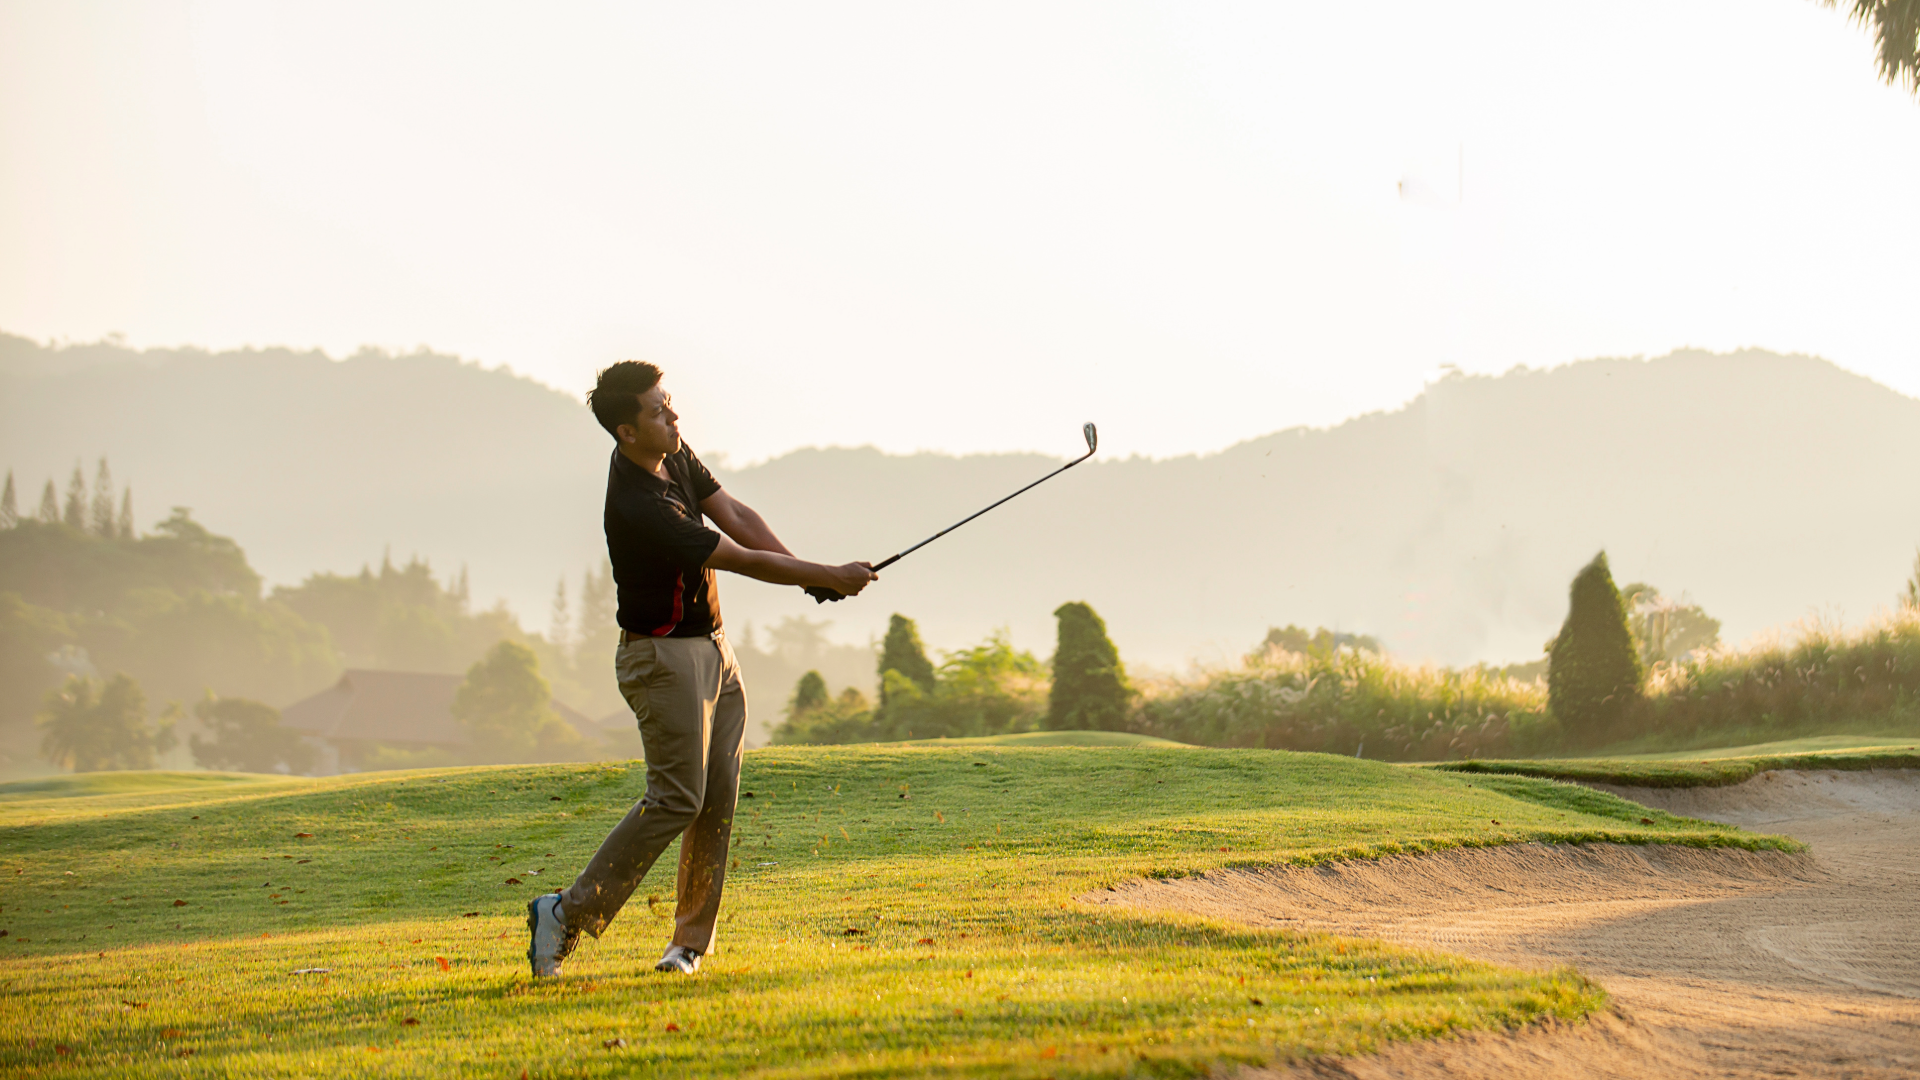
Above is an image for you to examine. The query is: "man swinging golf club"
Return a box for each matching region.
[527,360,877,977]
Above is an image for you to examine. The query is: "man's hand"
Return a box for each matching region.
[827,562,877,596]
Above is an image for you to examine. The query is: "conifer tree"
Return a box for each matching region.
[575,561,619,661]
[549,575,572,654]
[788,670,830,718]
[117,487,134,539]
[0,471,15,528]
[1047,601,1132,730]
[1547,551,1644,745]
[63,464,86,528]
[90,459,116,536]
[37,479,59,523]
[877,614,937,705]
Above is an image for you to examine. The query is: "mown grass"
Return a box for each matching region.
[0,747,1790,1078]
[1433,744,1920,788]
[895,732,1191,748]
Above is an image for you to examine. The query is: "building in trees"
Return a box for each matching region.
[1047,601,1132,731]
[1547,551,1644,746]
[280,661,594,773]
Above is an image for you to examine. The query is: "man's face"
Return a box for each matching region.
[617,384,681,457]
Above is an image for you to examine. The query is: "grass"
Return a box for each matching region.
[895,731,1191,748]
[1433,743,1920,788]
[0,747,1792,1078]
[1607,734,1920,760]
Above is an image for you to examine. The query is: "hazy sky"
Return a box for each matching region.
[3,1,1916,463]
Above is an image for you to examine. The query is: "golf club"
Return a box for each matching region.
[805,422,1098,603]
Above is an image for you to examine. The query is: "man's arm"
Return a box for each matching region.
[704,534,875,595]
[701,489,793,555]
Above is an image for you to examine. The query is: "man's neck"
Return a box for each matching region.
[618,442,669,478]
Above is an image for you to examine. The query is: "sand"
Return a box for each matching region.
[1082,769,1920,1078]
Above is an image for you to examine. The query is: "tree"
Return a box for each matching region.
[62,464,86,529]
[1047,601,1132,731]
[1902,549,1920,610]
[117,487,134,540]
[788,670,830,718]
[1821,0,1920,96]
[37,479,58,523]
[1548,552,1644,745]
[189,693,315,774]
[90,459,116,537]
[1618,582,1722,665]
[0,471,16,529]
[37,673,177,772]
[877,614,936,704]
[548,575,572,656]
[451,640,589,763]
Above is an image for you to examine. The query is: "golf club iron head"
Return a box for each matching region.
[1083,422,1097,455]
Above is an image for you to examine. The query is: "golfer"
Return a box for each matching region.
[528,360,876,977]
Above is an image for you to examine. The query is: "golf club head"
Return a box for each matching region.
[1082,422,1098,455]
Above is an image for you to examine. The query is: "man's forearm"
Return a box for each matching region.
[706,546,837,588]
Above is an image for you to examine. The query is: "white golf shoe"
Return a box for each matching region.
[654,943,701,974]
[525,893,579,977]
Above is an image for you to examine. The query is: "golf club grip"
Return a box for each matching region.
[804,585,844,604]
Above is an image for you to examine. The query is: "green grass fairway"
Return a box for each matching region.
[1435,744,1920,788]
[895,731,1192,748]
[1,747,1790,1078]
[1610,735,1920,760]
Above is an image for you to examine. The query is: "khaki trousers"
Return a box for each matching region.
[560,631,746,953]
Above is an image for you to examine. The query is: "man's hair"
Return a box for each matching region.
[587,360,664,438]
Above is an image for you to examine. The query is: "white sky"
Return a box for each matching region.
[3,1,1916,464]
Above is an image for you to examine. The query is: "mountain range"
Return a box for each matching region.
[6,332,1917,687]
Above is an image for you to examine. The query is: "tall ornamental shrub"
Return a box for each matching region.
[1548,551,1644,745]
[877,614,936,704]
[1047,601,1131,730]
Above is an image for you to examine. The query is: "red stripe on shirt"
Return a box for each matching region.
[651,573,685,637]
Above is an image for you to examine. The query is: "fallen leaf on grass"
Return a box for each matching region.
[176,1048,193,1058]
[172,899,187,907]
[1041,1046,1057,1058]
[503,877,522,885]
[121,1000,148,1008]
[842,927,865,936]
[402,1018,419,1026]
[294,833,313,839]
[54,1045,71,1055]
[550,796,562,801]
[161,1029,184,1039]
[1249,997,1264,1006]
[916,938,935,946]
[1490,819,1501,826]
[436,956,451,971]
[664,1023,681,1032]
[603,1038,627,1049]
[1640,817,1655,825]
[462,911,479,918]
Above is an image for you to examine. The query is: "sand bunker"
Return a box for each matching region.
[1085,769,1920,1079]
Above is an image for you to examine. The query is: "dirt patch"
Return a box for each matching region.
[1086,769,1920,1078]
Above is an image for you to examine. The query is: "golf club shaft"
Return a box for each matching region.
[871,449,1095,572]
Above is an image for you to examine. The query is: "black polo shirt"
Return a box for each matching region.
[604,445,724,637]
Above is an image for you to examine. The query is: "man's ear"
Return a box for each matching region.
[615,424,637,444]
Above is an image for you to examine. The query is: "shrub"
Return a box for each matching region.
[189,693,316,774]
[37,673,177,772]
[1548,551,1643,746]
[1135,646,1554,760]
[1047,601,1131,731]
[451,640,591,763]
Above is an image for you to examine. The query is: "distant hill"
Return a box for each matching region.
[6,332,1918,680]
